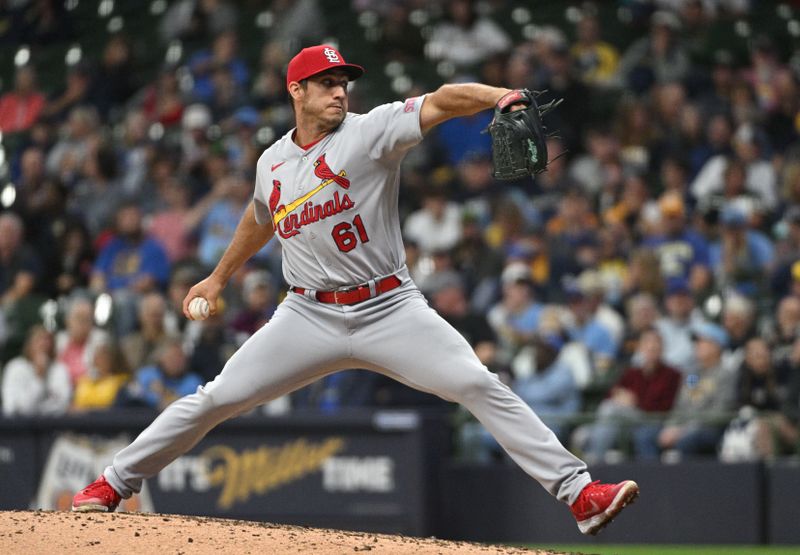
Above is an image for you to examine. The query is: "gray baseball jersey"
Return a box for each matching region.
[102,96,591,508]
[252,96,424,290]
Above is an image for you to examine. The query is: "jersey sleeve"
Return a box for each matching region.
[358,95,426,165]
[252,156,271,226]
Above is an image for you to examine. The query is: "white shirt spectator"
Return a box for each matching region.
[426,18,511,67]
[690,155,777,212]
[2,357,72,417]
[403,200,463,255]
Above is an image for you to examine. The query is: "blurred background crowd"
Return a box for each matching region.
[1,0,800,466]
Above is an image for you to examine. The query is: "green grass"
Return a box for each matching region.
[527,546,800,555]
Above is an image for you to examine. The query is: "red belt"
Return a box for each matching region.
[291,275,402,305]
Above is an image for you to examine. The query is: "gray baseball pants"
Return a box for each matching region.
[104,278,591,504]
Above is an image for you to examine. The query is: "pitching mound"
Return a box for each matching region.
[0,510,574,554]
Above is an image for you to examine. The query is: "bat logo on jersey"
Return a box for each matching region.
[273,153,355,239]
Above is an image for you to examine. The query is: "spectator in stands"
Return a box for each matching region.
[55,297,109,387]
[0,213,44,362]
[180,103,213,174]
[530,137,571,223]
[0,65,45,133]
[658,322,737,459]
[68,143,126,237]
[736,337,787,414]
[120,292,178,372]
[655,277,703,373]
[697,49,736,118]
[71,340,130,413]
[0,212,42,305]
[267,0,326,48]
[771,296,800,368]
[139,65,185,128]
[403,187,463,256]
[581,328,682,463]
[53,222,94,296]
[117,337,202,412]
[563,273,619,377]
[159,0,238,46]
[163,266,200,339]
[692,124,778,214]
[743,35,786,114]
[487,262,543,367]
[45,105,101,189]
[513,333,581,443]
[91,33,138,120]
[761,340,800,458]
[187,299,237,384]
[450,211,505,312]
[91,202,170,334]
[764,69,800,153]
[230,270,277,343]
[643,192,712,294]
[428,271,496,368]
[720,294,757,370]
[187,30,249,105]
[147,177,221,264]
[1,325,71,417]
[425,0,511,70]
[118,110,154,200]
[709,204,775,297]
[621,248,664,299]
[40,63,93,124]
[616,10,690,93]
[568,127,622,198]
[620,293,661,359]
[570,11,619,88]
[196,173,253,269]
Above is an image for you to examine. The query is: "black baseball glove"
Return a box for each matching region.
[485,89,563,180]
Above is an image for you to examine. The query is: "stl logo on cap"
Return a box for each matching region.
[286,45,364,89]
[323,47,340,63]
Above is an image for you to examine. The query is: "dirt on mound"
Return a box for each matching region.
[0,510,573,554]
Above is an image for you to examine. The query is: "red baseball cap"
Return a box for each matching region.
[286,45,364,89]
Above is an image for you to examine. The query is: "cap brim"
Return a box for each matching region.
[296,64,365,83]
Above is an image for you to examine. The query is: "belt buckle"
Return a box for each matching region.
[333,290,344,304]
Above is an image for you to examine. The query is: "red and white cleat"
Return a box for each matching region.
[570,479,639,535]
[71,475,122,513]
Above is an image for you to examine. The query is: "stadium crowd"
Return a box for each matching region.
[1,0,800,464]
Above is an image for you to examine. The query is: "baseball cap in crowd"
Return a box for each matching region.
[536,332,565,352]
[791,260,800,282]
[690,321,729,349]
[286,45,364,89]
[659,193,685,218]
[720,204,748,227]
[501,262,533,285]
[183,104,212,130]
[664,277,691,297]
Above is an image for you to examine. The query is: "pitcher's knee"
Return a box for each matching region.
[451,368,505,404]
[200,381,260,418]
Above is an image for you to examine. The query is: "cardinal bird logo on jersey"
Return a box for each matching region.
[269,179,283,221]
[313,153,350,189]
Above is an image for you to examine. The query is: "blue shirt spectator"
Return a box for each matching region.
[118,339,203,411]
[92,204,170,292]
[513,334,581,441]
[642,193,712,292]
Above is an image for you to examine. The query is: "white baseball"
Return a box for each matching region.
[188,297,210,320]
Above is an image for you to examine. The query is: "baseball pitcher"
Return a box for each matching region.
[73,45,638,535]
